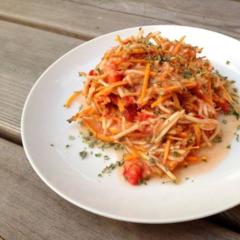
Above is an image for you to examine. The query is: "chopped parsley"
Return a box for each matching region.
[65,144,70,148]
[173,151,181,157]
[222,119,227,124]
[213,135,222,143]
[100,160,124,175]
[101,142,114,150]
[145,55,161,62]
[79,151,88,159]
[161,56,171,62]
[104,155,110,160]
[183,69,192,79]
[202,158,208,163]
[139,179,148,185]
[114,143,124,151]
[233,111,240,120]
[68,135,76,140]
[89,141,96,148]
[95,153,102,157]
[149,158,156,164]
[226,60,230,65]
[235,133,240,142]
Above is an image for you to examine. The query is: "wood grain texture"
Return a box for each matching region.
[0,21,81,143]
[1,137,240,240]
[0,0,240,235]
[0,0,239,40]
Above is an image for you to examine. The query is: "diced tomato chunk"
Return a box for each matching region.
[109,94,118,105]
[89,69,96,76]
[124,104,138,122]
[124,96,135,105]
[220,100,229,113]
[195,114,204,119]
[137,112,151,121]
[107,73,124,83]
[123,162,143,185]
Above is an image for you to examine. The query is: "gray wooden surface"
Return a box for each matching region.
[1,137,240,240]
[0,0,240,239]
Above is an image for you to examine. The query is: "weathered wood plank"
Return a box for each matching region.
[1,137,240,240]
[0,0,240,233]
[0,21,81,143]
[0,0,239,40]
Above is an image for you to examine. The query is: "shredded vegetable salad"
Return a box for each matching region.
[65,29,240,185]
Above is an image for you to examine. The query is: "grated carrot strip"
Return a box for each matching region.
[67,107,94,122]
[172,36,185,55]
[151,94,171,108]
[193,124,201,146]
[117,98,125,112]
[95,81,127,97]
[172,93,181,109]
[186,155,200,163]
[163,81,198,94]
[115,35,123,44]
[131,48,146,54]
[82,119,114,142]
[163,139,171,164]
[151,35,162,46]
[124,153,139,161]
[64,91,81,108]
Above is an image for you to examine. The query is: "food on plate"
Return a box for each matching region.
[65,29,239,185]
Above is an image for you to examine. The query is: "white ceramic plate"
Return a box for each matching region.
[22,25,240,223]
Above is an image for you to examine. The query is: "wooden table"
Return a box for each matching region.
[1,1,240,239]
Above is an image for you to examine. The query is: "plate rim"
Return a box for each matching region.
[21,24,240,223]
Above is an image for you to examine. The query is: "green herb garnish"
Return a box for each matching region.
[173,151,181,157]
[213,135,222,143]
[222,119,227,124]
[233,111,240,120]
[95,153,102,157]
[235,133,240,142]
[183,69,192,79]
[161,56,171,62]
[226,60,230,65]
[65,144,70,148]
[104,155,110,160]
[68,135,76,140]
[139,179,148,185]
[79,151,88,159]
[226,144,231,149]
[101,160,124,175]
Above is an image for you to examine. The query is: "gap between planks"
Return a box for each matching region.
[0,137,240,240]
[0,13,92,40]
